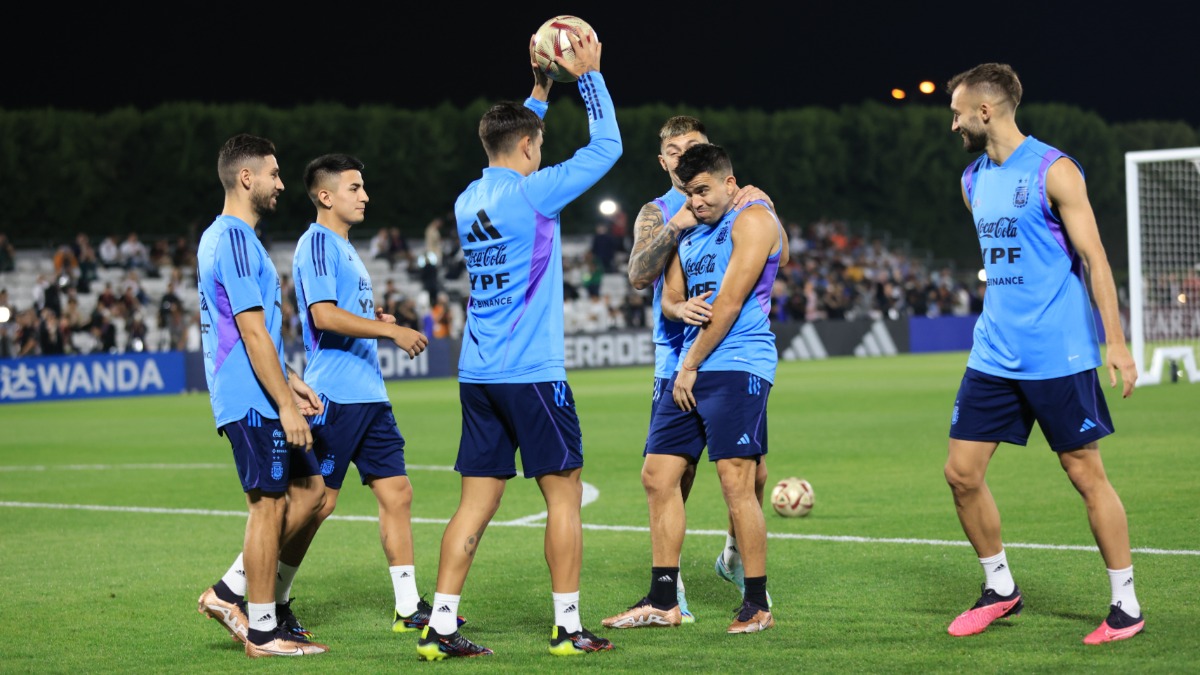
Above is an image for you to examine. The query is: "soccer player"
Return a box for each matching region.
[942,63,1143,644]
[603,143,782,634]
[283,153,453,635]
[625,116,781,622]
[194,133,329,658]
[416,29,620,660]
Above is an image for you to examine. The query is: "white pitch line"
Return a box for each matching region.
[1,500,1196,557]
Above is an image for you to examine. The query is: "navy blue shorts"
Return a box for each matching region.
[949,367,1115,452]
[645,371,770,462]
[220,408,320,494]
[309,400,407,489]
[457,381,584,479]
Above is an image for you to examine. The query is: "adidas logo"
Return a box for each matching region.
[657,575,674,583]
[1079,418,1096,432]
[261,613,273,621]
[737,434,750,445]
[727,544,738,553]
[993,564,1006,572]
[437,605,453,613]
[564,604,577,613]
[466,210,503,242]
[399,572,412,578]
[1123,577,1133,587]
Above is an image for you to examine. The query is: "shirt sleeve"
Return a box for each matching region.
[523,72,623,216]
[295,230,340,307]
[215,228,266,315]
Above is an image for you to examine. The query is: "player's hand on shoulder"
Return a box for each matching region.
[562,27,600,77]
[732,184,774,211]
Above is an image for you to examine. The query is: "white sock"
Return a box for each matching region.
[723,534,741,569]
[276,561,299,604]
[221,553,247,597]
[391,565,420,616]
[429,592,461,635]
[980,550,1015,596]
[1108,566,1140,617]
[553,591,582,633]
[247,602,277,633]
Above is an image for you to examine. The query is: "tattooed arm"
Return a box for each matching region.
[627,201,698,290]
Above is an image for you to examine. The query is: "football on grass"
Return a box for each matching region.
[533,15,595,83]
[771,477,814,517]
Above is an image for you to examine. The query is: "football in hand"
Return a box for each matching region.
[771,477,814,518]
[533,15,595,83]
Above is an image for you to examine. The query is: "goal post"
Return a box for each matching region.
[1125,146,1200,385]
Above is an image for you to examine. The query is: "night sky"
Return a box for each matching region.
[5,4,1196,128]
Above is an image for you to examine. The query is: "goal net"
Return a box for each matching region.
[1125,147,1200,385]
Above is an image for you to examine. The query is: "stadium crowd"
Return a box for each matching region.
[0,216,981,359]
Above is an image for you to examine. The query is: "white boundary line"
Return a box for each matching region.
[1,499,1195,556]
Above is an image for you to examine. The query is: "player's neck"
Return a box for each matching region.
[985,126,1027,166]
[316,216,351,240]
[221,199,259,229]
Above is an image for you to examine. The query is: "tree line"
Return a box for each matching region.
[1,100,1195,270]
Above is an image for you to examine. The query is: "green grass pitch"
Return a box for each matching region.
[1,350,1196,672]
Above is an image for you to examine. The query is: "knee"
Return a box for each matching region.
[944,462,982,494]
[641,465,675,499]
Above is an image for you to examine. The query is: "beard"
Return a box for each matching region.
[250,187,277,217]
[961,124,988,153]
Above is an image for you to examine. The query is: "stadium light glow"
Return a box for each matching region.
[977,269,987,282]
[599,199,618,217]
[919,81,936,94]
[891,89,907,100]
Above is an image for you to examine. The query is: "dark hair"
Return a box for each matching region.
[304,153,365,204]
[675,143,733,185]
[659,116,706,144]
[217,134,276,190]
[479,101,545,157]
[945,63,1023,108]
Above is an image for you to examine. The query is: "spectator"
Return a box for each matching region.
[393,295,421,331]
[87,307,118,353]
[171,235,196,270]
[389,227,414,272]
[0,233,15,273]
[119,232,150,272]
[427,292,452,339]
[14,308,39,356]
[53,244,79,287]
[580,253,603,298]
[621,289,647,328]
[96,281,120,316]
[159,279,185,328]
[98,235,122,269]
[590,222,620,274]
[37,308,67,355]
[165,303,189,351]
[126,312,149,352]
[0,288,11,321]
[76,241,99,293]
[369,227,392,265]
[423,216,444,262]
[148,239,171,277]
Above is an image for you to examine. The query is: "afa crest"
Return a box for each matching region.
[271,461,284,481]
[715,226,729,245]
[1013,179,1029,207]
[321,458,336,476]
